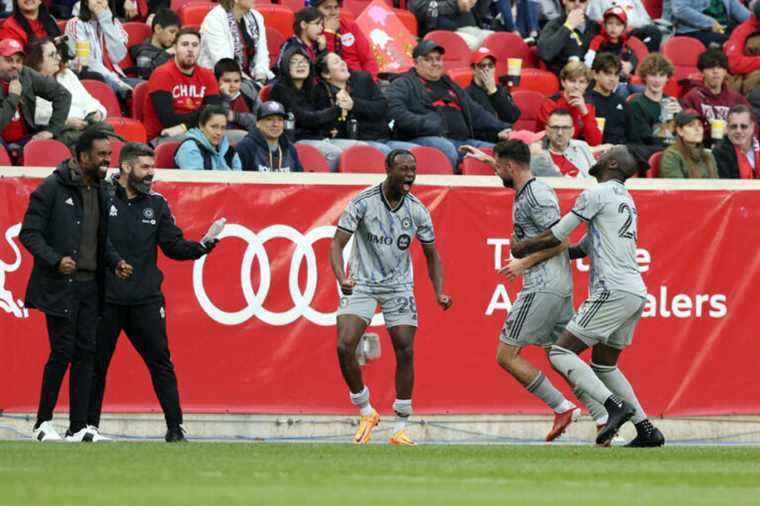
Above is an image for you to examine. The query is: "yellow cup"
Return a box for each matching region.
[710,118,726,140]
[76,41,90,62]
[596,117,606,133]
[507,58,522,76]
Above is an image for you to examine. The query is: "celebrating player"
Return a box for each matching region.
[329,149,453,446]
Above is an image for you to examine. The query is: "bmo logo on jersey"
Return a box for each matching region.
[365,232,393,246]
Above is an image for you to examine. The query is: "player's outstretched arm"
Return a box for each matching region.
[510,230,562,258]
[421,242,453,310]
[330,229,356,295]
[500,241,569,281]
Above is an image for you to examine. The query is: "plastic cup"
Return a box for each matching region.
[710,118,726,140]
[507,58,522,77]
[76,41,90,66]
[596,117,606,133]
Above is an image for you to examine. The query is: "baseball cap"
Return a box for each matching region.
[413,39,446,58]
[675,109,702,127]
[603,6,628,25]
[0,39,25,58]
[306,0,341,6]
[257,101,288,120]
[471,46,495,65]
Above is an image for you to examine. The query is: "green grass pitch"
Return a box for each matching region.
[2,442,759,505]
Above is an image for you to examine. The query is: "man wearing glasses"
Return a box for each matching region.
[537,0,600,74]
[713,105,759,179]
[531,108,596,177]
[466,47,521,142]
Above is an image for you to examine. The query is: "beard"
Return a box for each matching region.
[501,176,514,188]
[128,171,153,195]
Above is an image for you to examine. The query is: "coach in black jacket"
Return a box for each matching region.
[20,128,131,443]
[87,142,217,443]
[466,48,520,142]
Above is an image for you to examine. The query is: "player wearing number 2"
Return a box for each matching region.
[329,149,453,446]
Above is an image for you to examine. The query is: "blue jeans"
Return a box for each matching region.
[365,140,419,156]
[410,137,494,172]
[516,0,540,37]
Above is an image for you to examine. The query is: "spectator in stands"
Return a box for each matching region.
[312,52,418,156]
[214,58,258,145]
[628,52,680,148]
[174,105,242,170]
[583,6,639,96]
[466,47,521,142]
[276,7,326,71]
[681,48,751,145]
[671,0,749,48]
[309,0,378,78]
[538,60,602,145]
[386,40,511,171]
[537,0,563,23]
[725,1,760,95]
[143,28,221,144]
[236,101,303,172]
[0,0,62,48]
[585,52,630,145]
[0,39,71,150]
[530,107,595,176]
[586,0,662,53]
[713,105,759,178]
[26,39,109,149]
[65,0,140,100]
[114,0,168,22]
[198,0,274,84]
[516,0,542,43]
[130,8,179,81]
[537,0,600,74]
[660,109,718,178]
[409,0,494,50]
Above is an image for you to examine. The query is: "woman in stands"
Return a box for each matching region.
[0,0,62,47]
[174,105,242,170]
[660,109,718,178]
[199,0,273,84]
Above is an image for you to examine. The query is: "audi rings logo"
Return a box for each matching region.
[192,224,384,327]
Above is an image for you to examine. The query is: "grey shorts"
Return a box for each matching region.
[500,292,573,347]
[338,286,418,328]
[566,290,646,350]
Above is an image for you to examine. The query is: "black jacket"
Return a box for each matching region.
[129,41,171,80]
[104,176,208,305]
[19,161,121,318]
[386,68,510,140]
[537,15,600,74]
[712,137,743,179]
[585,88,630,145]
[409,0,490,36]
[236,127,303,172]
[465,82,520,142]
[311,70,392,141]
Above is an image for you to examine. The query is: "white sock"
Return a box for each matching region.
[349,386,374,417]
[392,398,412,433]
[573,386,609,425]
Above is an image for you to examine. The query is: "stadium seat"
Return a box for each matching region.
[662,36,705,80]
[641,0,662,19]
[23,139,71,167]
[460,155,495,176]
[511,89,544,132]
[410,146,453,174]
[259,83,273,102]
[295,143,331,172]
[481,32,539,76]
[511,68,560,96]
[132,81,149,121]
[338,144,386,173]
[448,68,472,88]
[343,0,372,17]
[647,151,662,178]
[106,117,148,143]
[171,0,205,11]
[280,0,305,12]
[123,21,152,50]
[57,19,67,33]
[258,5,296,38]
[423,30,472,71]
[81,79,122,117]
[627,36,649,65]
[394,8,417,36]
[267,28,286,68]
[155,141,181,169]
[109,139,124,168]
[180,1,215,26]
[0,144,11,166]
[664,76,683,98]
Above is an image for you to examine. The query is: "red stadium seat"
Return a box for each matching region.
[155,141,181,169]
[664,76,683,98]
[57,19,67,33]
[132,81,149,121]
[106,117,148,143]
[394,8,417,36]
[511,68,560,96]
[662,36,705,80]
[171,0,205,11]
[81,79,121,117]
[460,155,494,176]
[627,36,649,65]
[410,146,453,174]
[280,0,305,12]
[295,143,331,172]
[23,139,71,167]
[481,32,539,76]
[423,30,472,71]
[180,2,215,27]
[109,139,124,168]
[338,144,386,173]
[266,28,286,68]
[257,5,296,38]
[648,151,662,178]
[448,68,472,88]
[259,83,273,102]
[123,21,152,50]
[0,144,11,166]
[511,89,544,132]
[641,0,662,19]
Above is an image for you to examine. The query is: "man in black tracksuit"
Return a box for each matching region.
[87,142,218,443]
[20,128,132,443]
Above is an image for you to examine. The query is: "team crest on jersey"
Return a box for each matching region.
[401,217,412,229]
[160,306,165,319]
[396,234,411,250]
[109,205,118,217]
[143,208,155,219]
[341,33,355,47]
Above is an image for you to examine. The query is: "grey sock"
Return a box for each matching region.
[526,371,567,411]
[592,363,647,424]
[573,386,609,424]
[549,346,612,404]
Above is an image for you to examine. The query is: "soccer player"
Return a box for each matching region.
[461,140,608,442]
[509,146,665,447]
[329,149,453,446]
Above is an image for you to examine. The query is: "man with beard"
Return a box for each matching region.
[142,27,221,144]
[20,127,133,442]
[87,142,220,442]
[329,149,453,446]
[509,146,665,447]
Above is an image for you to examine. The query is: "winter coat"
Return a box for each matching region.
[537,14,601,74]
[0,66,71,137]
[174,128,242,170]
[465,82,520,142]
[236,127,303,172]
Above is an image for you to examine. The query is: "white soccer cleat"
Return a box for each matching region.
[86,425,112,442]
[33,421,62,442]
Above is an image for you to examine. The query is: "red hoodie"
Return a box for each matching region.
[681,81,752,142]
[725,16,760,75]
[537,94,603,146]
[323,18,378,79]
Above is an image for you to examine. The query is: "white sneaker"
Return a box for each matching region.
[86,425,112,442]
[33,421,62,442]
[64,427,92,442]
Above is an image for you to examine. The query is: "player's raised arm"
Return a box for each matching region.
[329,228,356,295]
[421,242,452,310]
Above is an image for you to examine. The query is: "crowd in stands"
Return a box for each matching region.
[1,0,760,179]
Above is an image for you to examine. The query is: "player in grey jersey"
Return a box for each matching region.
[512,146,665,447]
[462,140,607,443]
[329,150,453,446]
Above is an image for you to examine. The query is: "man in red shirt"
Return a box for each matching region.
[143,27,221,142]
[537,60,602,146]
[310,0,379,79]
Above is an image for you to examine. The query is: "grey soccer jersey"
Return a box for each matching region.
[338,184,435,289]
[513,179,572,297]
[552,180,647,298]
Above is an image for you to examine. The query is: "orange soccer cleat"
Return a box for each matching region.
[388,430,416,446]
[546,407,581,442]
[353,411,380,444]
